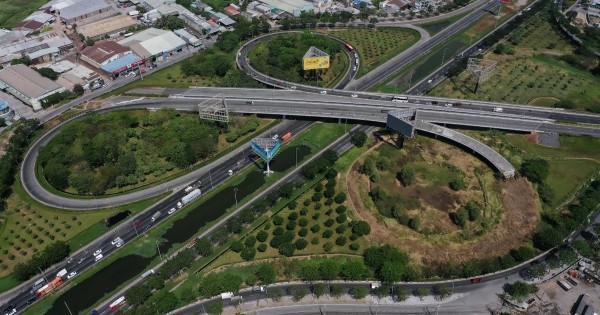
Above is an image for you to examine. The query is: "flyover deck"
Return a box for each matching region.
[414,120,516,178]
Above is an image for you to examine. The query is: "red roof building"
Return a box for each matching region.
[80,41,132,69]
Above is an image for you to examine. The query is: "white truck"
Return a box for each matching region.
[151,211,161,222]
[141,269,155,279]
[56,269,68,278]
[220,292,234,299]
[177,188,201,209]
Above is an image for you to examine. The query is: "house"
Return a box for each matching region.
[224,4,240,16]
[80,41,133,69]
[0,64,66,111]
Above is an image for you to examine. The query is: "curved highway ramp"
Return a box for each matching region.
[414,120,516,178]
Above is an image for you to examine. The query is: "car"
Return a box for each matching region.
[351,94,358,98]
[228,170,233,176]
[471,277,483,283]
[427,79,432,84]
[320,91,327,94]
[93,249,102,256]
[445,103,453,108]
[134,219,142,227]
[168,208,176,215]
[94,254,103,261]
[111,238,122,246]
[353,66,357,71]
[245,101,254,105]
[3,308,16,315]
[290,86,296,90]
[115,241,124,248]
[67,271,77,279]
[493,107,503,112]
[272,135,278,140]
[26,297,36,305]
[431,101,439,105]
[453,102,462,106]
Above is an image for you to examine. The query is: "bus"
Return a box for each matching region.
[109,296,126,312]
[392,96,409,103]
[344,43,355,52]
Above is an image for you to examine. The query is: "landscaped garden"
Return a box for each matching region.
[37,109,274,196]
[323,28,420,78]
[247,32,348,88]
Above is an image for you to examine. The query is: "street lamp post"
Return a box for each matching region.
[37,266,49,284]
[234,188,238,208]
[408,69,416,90]
[295,147,299,168]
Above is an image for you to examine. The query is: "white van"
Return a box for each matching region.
[493,107,503,112]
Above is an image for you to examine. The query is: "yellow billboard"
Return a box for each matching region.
[303,56,330,70]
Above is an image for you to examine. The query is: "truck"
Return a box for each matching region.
[177,188,201,209]
[35,277,64,297]
[56,269,68,278]
[557,280,572,291]
[220,292,234,299]
[574,294,589,315]
[151,211,161,222]
[566,275,579,286]
[184,186,195,194]
[141,269,155,279]
[109,296,126,311]
[281,132,292,142]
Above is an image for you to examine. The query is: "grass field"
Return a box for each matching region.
[466,131,600,208]
[428,11,600,111]
[0,0,47,29]
[323,28,420,78]
[101,56,223,98]
[374,3,521,93]
[0,180,167,284]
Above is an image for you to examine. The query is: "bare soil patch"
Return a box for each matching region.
[346,140,540,264]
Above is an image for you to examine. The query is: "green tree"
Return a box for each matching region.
[572,240,593,257]
[205,301,223,315]
[408,216,420,230]
[256,264,276,285]
[295,238,308,250]
[319,260,340,280]
[300,264,320,282]
[396,287,410,301]
[352,130,367,147]
[341,260,369,280]
[256,230,269,242]
[451,207,469,227]
[125,285,151,306]
[35,67,59,80]
[331,284,343,297]
[85,38,95,46]
[195,238,213,257]
[231,240,244,253]
[44,162,70,190]
[414,287,429,300]
[155,15,185,30]
[350,286,368,299]
[381,261,405,283]
[465,200,481,221]
[292,287,308,302]
[433,285,452,300]
[397,168,416,186]
[334,193,346,204]
[240,246,256,261]
[520,159,549,185]
[313,283,326,297]
[533,225,563,250]
[267,288,282,301]
[351,220,371,236]
[73,84,84,96]
[507,281,538,301]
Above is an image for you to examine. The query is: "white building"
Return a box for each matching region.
[0,65,66,111]
[118,28,187,61]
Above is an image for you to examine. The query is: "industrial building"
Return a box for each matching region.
[58,0,113,24]
[0,65,66,111]
[0,30,73,66]
[78,15,138,40]
[174,29,202,47]
[118,28,186,62]
[101,53,145,78]
[80,41,133,69]
[256,0,314,17]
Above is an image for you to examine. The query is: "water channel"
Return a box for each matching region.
[45,144,312,314]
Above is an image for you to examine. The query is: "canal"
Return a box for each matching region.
[45,144,312,314]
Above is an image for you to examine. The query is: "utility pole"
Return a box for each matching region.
[234,188,238,208]
[156,240,162,260]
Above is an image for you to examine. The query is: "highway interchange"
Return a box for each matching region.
[4,1,600,313]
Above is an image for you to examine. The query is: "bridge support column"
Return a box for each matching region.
[283,115,286,120]
[338,118,341,124]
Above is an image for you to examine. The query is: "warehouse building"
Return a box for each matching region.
[257,0,314,17]
[0,65,66,111]
[101,53,145,78]
[58,0,113,24]
[118,28,186,62]
[0,30,73,66]
[80,41,133,69]
[78,15,138,40]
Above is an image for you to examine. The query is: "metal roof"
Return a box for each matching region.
[0,64,63,99]
[101,53,142,72]
[59,0,112,19]
[78,15,138,38]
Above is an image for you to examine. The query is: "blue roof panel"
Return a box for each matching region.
[101,54,142,73]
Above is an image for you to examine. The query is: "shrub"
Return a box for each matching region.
[397,168,416,186]
[311,224,321,233]
[323,242,334,252]
[349,242,360,251]
[311,237,320,245]
[257,231,269,242]
[324,219,335,227]
[298,228,308,237]
[295,238,308,250]
[323,230,333,238]
[335,236,347,246]
[257,243,267,252]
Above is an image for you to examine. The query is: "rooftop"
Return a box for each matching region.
[100,53,142,72]
[26,47,60,60]
[118,28,186,56]
[59,0,112,19]
[78,15,138,38]
[81,41,130,64]
[0,64,63,99]
[258,0,314,15]
[48,60,77,73]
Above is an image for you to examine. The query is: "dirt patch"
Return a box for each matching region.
[404,185,457,212]
[346,140,540,264]
[526,132,539,144]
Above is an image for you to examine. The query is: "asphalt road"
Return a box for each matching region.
[3,120,312,313]
[90,125,372,315]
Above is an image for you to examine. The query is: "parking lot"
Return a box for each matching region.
[532,270,600,315]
